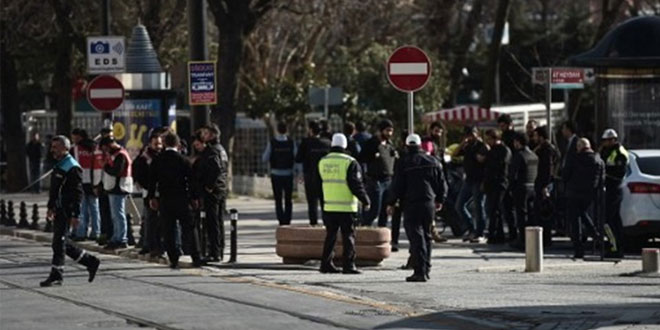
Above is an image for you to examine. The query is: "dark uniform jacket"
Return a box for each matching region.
[148,149,194,200]
[509,146,538,193]
[197,142,227,198]
[296,136,331,176]
[390,146,447,206]
[269,138,295,170]
[345,137,361,159]
[48,154,83,218]
[502,129,516,152]
[359,136,397,180]
[458,139,488,183]
[564,150,605,198]
[484,143,512,191]
[534,141,559,191]
[132,147,160,192]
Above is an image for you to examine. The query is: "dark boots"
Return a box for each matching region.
[79,254,101,283]
[40,267,63,287]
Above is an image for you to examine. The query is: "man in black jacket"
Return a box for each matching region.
[564,138,605,259]
[40,136,100,287]
[508,132,538,249]
[200,124,228,262]
[148,132,203,268]
[318,134,370,274]
[454,126,488,243]
[484,129,512,244]
[343,121,361,158]
[132,133,162,256]
[359,119,397,227]
[296,120,331,225]
[533,126,560,246]
[497,114,517,242]
[388,134,447,282]
[262,122,296,225]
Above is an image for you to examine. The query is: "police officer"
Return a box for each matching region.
[262,122,296,225]
[296,120,331,226]
[148,132,204,268]
[564,138,605,259]
[318,134,370,274]
[599,129,628,258]
[509,132,538,250]
[200,124,229,261]
[388,134,447,282]
[41,136,100,287]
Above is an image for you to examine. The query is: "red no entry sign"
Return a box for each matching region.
[86,75,125,112]
[386,46,431,92]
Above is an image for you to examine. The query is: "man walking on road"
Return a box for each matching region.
[388,134,446,282]
[148,132,204,269]
[509,132,538,250]
[318,134,370,274]
[599,129,628,258]
[483,129,512,244]
[564,138,605,259]
[263,122,296,225]
[40,136,100,287]
[296,120,331,226]
[200,124,229,262]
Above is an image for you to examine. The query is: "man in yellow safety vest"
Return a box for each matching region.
[318,133,371,274]
[599,128,629,258]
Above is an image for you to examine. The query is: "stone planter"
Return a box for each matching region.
[275,225,391,266]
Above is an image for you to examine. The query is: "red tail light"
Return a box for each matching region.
[628,182,660,194]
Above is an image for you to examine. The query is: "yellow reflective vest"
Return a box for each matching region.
[318,152,359,213]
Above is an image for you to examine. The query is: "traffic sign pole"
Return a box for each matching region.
[546,68,552,144]
[407,92,414,134]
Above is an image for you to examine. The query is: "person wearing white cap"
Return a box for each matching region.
[387,134,447,282]
[318,133,371,274]
[599,128,629,258]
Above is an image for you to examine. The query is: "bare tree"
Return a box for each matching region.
[480,0,511,109]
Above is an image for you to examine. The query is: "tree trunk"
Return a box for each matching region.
[53,42,74,136]
[479,0,511,109]
[0,46,28,192]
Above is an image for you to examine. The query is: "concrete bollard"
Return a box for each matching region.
[525,226,543,272]
[228,209,238,263]
[31,204,40,230]
[7,201,16,226]
[641,248,659,274]
[18,201,30,228]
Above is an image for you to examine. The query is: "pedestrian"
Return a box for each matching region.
[390,130,409,252]
[262,122,296,226]
[564,138,605,259]
[526,119,538,150]
[318,134,370,274]
[343,121,361,158]
[508,132,538,250]
[148,132,204,268]
[99,137,133,249]
[599,129,628,258]
[454,126,488,243]
[295,120,331,226]
[560,120,579,177]
[319,119,333,140]
[199,124,229,262]
[497,114,517,242]
[422,121,450,243]
[71,129,103,242]
[353,121,372,149]
[96,128,114,245]
[532,126,560,246]
[388,134,447,282]
[40,135,100,287]
[358,119,397,227]
[132,132,163,256]
[483,129,512,244]
[26,131,44,193]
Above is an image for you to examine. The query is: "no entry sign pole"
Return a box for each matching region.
[386,46,431,135]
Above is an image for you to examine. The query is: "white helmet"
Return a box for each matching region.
[601,128,618,140]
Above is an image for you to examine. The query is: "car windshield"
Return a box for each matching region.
[636,156,660,176]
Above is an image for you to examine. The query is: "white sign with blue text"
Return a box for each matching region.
[87,36,126,74]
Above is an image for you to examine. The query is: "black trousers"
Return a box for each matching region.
[486,187,506,239]
[503,188,517,239]
[404,202,434,277]
[567,196,595,255]
[203,192,224,258]
[321,212,356,267]
[304,173,322,225]
[391,205,403,245]
[52,210,85,266]
[513,187,535,239]
[142,198,161,253]
[605,185,624,252]
[160,196,201,263]
[271,175,293,225]
[99,191,113,238]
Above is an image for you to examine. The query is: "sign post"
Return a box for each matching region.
[386,46,431,134]
[86,75,125,112]
[188,61,217,106]
[86,36,125,74]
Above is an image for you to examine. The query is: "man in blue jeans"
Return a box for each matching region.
[99,137,133,249]
[71,129,103,241]
[359,119,397,227]
[454,126,488,243]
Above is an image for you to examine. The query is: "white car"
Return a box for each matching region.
[621,149,660,247]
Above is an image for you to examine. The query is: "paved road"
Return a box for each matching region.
[1,193,660,329]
